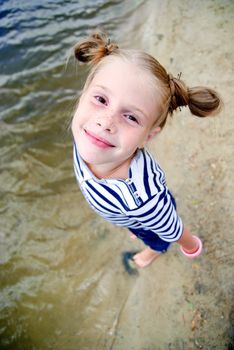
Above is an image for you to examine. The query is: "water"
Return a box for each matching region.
[0,1,145,349]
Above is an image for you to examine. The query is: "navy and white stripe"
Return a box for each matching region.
[73,143,183,242]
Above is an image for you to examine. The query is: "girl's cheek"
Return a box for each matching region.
[71,109,81,129]
[71,116,77,134]
[73,105,84,122]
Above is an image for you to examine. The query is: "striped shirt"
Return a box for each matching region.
[73,143,183,242]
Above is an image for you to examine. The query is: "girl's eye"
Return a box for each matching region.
[95,95,107,105]
[124,114,139,124]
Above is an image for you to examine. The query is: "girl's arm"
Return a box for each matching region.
[177,226,202,258]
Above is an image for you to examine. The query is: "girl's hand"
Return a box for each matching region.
[180,235,203,258]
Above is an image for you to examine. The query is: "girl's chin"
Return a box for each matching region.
[79,151,107,165]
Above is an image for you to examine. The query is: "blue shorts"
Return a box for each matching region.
[128,227,171,252]
[128,191,176,253]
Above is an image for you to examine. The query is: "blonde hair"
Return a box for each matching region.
[74,32,223,128]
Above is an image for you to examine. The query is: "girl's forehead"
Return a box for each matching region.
[95,57,148,79]
[91,58,157,95]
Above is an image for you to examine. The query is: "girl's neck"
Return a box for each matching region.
[86,155,134,180]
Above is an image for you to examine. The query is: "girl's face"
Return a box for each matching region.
[72,58,161,177]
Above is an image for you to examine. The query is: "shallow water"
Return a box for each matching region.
[0,1,145,348]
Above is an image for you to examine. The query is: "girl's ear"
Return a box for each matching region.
[140,127,161,148]
[147,126,161,142]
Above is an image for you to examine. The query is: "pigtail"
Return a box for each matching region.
[187,86,222,117]
[168,74,223,117]
[74,32,119,66]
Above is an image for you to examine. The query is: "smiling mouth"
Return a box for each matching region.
[84,129,115,148]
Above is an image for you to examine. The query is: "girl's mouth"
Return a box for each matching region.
[84,129,115,149]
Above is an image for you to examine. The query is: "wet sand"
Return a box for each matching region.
[93,0,234,348]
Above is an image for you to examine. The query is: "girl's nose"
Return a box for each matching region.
[96,115,116,133]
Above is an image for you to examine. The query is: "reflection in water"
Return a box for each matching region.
[0,0,145,348]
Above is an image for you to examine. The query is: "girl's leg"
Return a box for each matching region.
[128,228,171,268]
[133,247,161,268]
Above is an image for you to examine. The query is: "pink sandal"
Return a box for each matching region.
[180,236,203,258]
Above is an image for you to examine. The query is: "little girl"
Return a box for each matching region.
[71,32,222,269]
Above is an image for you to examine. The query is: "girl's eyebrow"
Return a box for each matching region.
[93,84,147,119]
[93,84,110,93]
